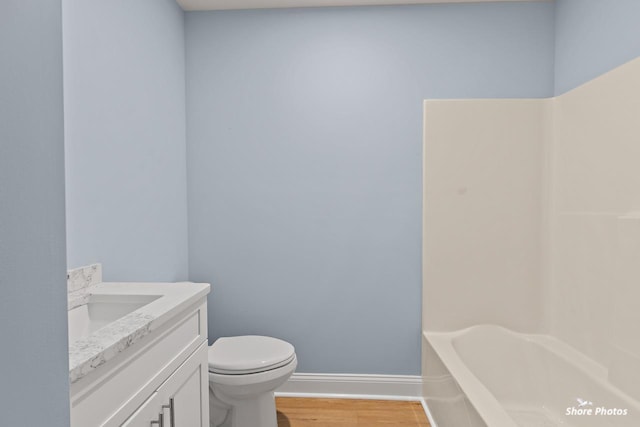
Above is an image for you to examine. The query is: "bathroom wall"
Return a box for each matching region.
[186,2,555,374]
[554,0,640,94]
[550,57,640,400]
[423,99,548,332]
[0,1,70,425]
[63,0,189,281]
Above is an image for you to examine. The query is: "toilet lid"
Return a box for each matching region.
[208,336,295,375]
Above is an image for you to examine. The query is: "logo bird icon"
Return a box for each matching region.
[576,398,593,407]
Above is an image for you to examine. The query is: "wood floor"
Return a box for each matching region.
[276,397,431,427]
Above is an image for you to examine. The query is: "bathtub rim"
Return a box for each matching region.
[425,326,519,427]
[424,324,640,426]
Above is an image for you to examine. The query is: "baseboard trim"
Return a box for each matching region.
[275,373,423,400]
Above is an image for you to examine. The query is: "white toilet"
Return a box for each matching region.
[208,335,297,427]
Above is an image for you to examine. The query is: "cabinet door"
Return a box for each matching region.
[157,342,210,427]
[121,392,163,427]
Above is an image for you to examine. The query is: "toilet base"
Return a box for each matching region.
[210,387,278,427]
[224,391,277,427]
[209,386,232,427]
[208,355,297,427]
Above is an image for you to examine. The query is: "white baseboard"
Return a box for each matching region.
[275,373,423,400]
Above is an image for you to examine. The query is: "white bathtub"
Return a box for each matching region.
[422,325,640,427]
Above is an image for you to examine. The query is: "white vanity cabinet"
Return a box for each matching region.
[70,296,210,427]
[123,342,207,427]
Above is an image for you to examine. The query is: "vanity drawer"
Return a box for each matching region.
[70,300,208,427]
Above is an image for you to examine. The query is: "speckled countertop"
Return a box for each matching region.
[67,268,210,384]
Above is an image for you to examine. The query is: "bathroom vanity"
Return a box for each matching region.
[67,271,210,427]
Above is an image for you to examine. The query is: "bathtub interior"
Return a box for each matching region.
[425,326,640,427]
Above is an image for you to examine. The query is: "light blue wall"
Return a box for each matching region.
[63,0,189,281]
[0,1,69,424]
[186,2,555,374]
[554,0,640,95]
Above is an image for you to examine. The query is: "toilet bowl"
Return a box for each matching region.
[208,336,297,427]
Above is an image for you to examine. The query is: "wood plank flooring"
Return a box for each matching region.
[276,397,430,427]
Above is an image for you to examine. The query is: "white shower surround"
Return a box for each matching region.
[422,56,640,425]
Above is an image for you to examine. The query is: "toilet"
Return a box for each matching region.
[208,336,297,427]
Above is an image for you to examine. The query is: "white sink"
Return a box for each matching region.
[68,294,161,342]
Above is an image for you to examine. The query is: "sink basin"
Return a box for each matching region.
[68,294,161,342]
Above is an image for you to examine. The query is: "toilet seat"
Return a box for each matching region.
[208,335,296,375]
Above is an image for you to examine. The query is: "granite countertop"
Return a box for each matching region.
[68,281,210,384]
